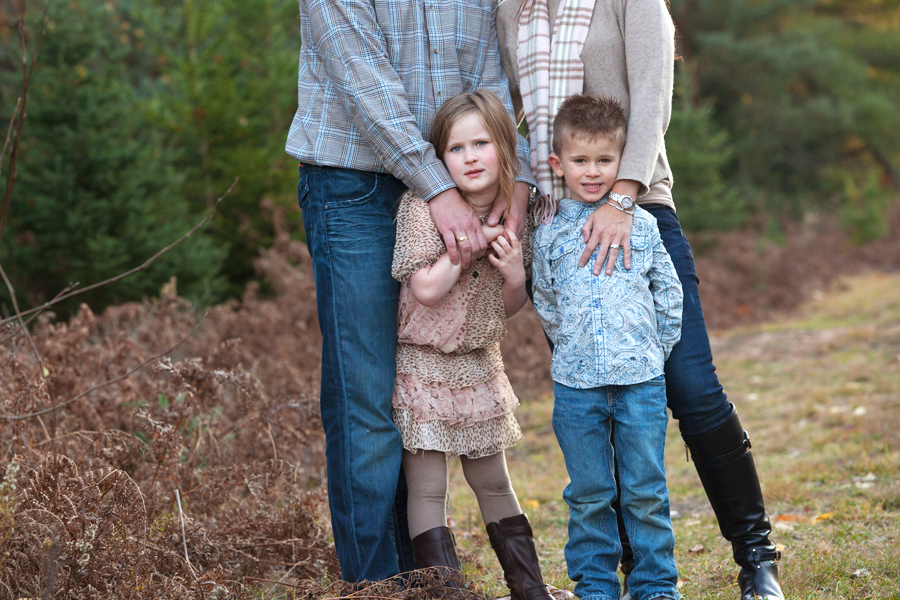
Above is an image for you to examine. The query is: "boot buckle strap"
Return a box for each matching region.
[743,546,781,565]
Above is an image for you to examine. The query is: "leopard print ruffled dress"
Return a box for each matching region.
[391,191,532,459]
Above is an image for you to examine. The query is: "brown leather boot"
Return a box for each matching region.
[486,514,555,600]
[411,526,463,584]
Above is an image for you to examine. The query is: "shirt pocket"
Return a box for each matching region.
[548,239,581,286]
[455,1,492,87]
[625,222,652,273]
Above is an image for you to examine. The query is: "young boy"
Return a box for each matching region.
[532,94,684,600]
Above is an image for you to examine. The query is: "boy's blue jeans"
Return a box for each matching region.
[298,165,416,581]
[552,376,679,600]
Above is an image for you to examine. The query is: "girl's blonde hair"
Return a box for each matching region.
[429,89,518,212]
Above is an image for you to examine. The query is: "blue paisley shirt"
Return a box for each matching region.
[532,200,683,388]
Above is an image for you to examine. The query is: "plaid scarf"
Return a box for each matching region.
[517,0,594,223]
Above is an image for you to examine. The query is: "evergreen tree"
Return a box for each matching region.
[0,0,226,317]
[667,65,746,231]
[136,0,303,296]
[670,0,900,229]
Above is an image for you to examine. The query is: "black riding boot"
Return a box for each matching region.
[683,408,784,600]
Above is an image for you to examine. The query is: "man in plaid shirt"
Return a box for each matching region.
[285,0,535,582]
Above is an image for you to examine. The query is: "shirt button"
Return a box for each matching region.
[594,300,600,308]
[434,48,439,54]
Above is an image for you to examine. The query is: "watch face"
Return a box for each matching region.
[613,193,634,209]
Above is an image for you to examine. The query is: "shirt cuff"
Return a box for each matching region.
[407,159,456,202]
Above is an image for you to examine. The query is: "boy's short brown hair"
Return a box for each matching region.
[552,94,626,155]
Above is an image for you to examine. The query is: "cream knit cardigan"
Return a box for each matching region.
[496,0,676,207]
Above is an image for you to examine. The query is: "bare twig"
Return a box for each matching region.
[0,282,78,346]
[0,98,22,173]
[0,177,237,327]
[175,488,206,600]
[0,261,44,369]
[0,0,49,242]
[0,313,207,421]
[243,577,304,590]
[175,489,193,569]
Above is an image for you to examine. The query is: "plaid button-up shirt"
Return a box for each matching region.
[285,0,533,201]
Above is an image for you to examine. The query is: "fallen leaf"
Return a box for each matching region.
[522,499,540,511]
[775,514,803,522]
[688,544,705,554]
[811,512,834,523]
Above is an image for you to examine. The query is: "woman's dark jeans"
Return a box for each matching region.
[643,204,733,436]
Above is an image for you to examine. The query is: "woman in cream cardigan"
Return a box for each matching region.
[495,1,784,599]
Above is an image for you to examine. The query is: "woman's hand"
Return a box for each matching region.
[579,180,640,275]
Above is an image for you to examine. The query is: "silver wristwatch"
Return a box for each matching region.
[608,192,635,212]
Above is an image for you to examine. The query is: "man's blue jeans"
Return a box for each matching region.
[644,205,733,437]
[552,376,679,600]
[299,165,416,581]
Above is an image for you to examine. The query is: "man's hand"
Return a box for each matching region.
[429,188,486,268]
[486,181,530,239]
[579,179,640,276]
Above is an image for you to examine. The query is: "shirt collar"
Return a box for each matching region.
[558,194,609,220]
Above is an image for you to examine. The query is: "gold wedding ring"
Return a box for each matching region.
[457,236,468,242]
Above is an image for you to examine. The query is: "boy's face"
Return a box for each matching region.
[548,134,622,204]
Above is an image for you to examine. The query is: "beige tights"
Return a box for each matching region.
[402,449,523,539]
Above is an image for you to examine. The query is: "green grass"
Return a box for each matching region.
[446,273,900,599]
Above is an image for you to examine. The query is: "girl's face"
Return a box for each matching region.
[442,112,500,205]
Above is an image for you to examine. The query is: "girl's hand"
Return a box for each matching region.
[579,180,640,276]
[482,223,506,244]
[488,231,525,284]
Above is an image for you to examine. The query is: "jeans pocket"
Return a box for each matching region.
[646,374,666,387]
[317,168,381,210]
[297,165,311,212]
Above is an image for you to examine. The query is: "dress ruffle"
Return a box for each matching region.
[393,406,522,459]
[392,369,519,425]
[395,342,505,389]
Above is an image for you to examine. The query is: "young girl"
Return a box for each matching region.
[391,89,554,600]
